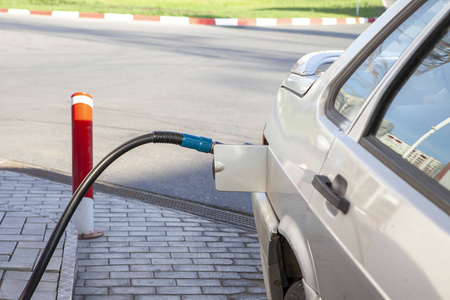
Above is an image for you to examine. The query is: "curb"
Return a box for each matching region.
[0,160,257,230]
[0,8,377,26]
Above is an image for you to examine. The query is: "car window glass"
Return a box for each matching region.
[375,27,450,192]
[334,0,446,122]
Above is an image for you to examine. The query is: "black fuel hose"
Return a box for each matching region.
[19,131,216,299]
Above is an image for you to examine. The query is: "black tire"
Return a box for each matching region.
[284,280,306,300]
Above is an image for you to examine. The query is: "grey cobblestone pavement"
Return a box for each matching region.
[0,169,267,299]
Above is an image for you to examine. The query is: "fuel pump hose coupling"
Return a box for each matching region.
[181,133,214,153]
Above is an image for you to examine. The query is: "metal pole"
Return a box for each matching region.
[402,117,450,159]
[71,92,103,239]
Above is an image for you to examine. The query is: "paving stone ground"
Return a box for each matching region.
[0,206,66,300]
[0,170,267,299]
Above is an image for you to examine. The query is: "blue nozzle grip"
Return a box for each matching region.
[181,134,213,153]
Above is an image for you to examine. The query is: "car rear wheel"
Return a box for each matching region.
[284,280,306,300]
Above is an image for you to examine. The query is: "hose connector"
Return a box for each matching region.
[181,133,214,153]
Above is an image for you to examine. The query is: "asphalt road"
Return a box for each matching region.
[0,13,369,215]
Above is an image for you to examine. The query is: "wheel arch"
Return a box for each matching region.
[277,215,319,295]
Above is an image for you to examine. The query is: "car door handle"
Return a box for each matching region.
[312,175,350,214]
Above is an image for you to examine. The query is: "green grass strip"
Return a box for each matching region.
[0,0,385,18]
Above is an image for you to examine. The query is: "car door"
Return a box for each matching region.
[307,1,450,299]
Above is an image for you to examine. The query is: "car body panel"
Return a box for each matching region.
[309,5,450,298]
[309,133,450,299]
[258,146,320,292]
[266,0,449,298]
[215,0,450,299]
[252,192,283,300]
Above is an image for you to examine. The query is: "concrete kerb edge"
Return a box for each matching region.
[0,8,378,26]
[57,222,78,300]
[0,160,257,230]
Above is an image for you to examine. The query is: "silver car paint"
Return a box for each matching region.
[260,0,449,299]
[321,5,450,298]
[252,192,283,300]
[215,0,449,299]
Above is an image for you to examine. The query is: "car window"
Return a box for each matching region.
[334,0,447,122]
[375,26,450,192]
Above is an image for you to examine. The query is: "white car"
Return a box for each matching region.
[215,0,449,299]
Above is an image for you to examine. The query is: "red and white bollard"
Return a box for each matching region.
[71,92,103,239]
